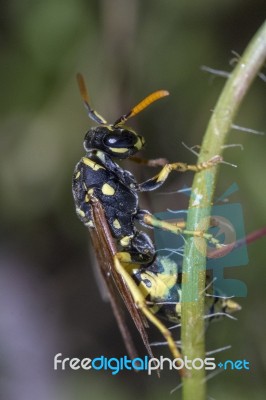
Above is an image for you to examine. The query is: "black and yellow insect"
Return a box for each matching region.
[72,74,239,370]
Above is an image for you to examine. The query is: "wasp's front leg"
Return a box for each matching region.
[136,155,222,192]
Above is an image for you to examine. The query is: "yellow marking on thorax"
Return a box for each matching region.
[113,219,121,229]
[101,183,115,196]
[82,157,105,171]
[86,220,94,228]
[120,236,132,247]
[95,150,106,163]
[76,208,85,218]
[85,188,94,202]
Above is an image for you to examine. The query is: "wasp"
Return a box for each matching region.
[72,74,239,372]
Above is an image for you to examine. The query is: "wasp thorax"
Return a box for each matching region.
[83,126,145,158]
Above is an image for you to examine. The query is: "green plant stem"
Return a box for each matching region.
[181,21,266,400]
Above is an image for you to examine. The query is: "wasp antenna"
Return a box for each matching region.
[76,73,107,124]
[114,90,169,126]
[77,73,90,105]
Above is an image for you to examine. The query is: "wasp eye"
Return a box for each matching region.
[104,130,137,148]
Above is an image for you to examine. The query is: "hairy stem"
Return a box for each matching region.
[181,21,266,400]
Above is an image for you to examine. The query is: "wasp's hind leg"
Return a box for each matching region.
[113,254,185,375]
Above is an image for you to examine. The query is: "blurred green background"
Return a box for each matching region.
[0,1,265,399]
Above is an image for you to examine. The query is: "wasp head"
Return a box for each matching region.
[83,125,145,158]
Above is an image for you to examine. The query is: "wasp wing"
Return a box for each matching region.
[89,196,155,361]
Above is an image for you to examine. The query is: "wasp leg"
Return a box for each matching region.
[114,254,185,376]
[136,211,222,248]
[137,155,222,192]
[136,209,186,230]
